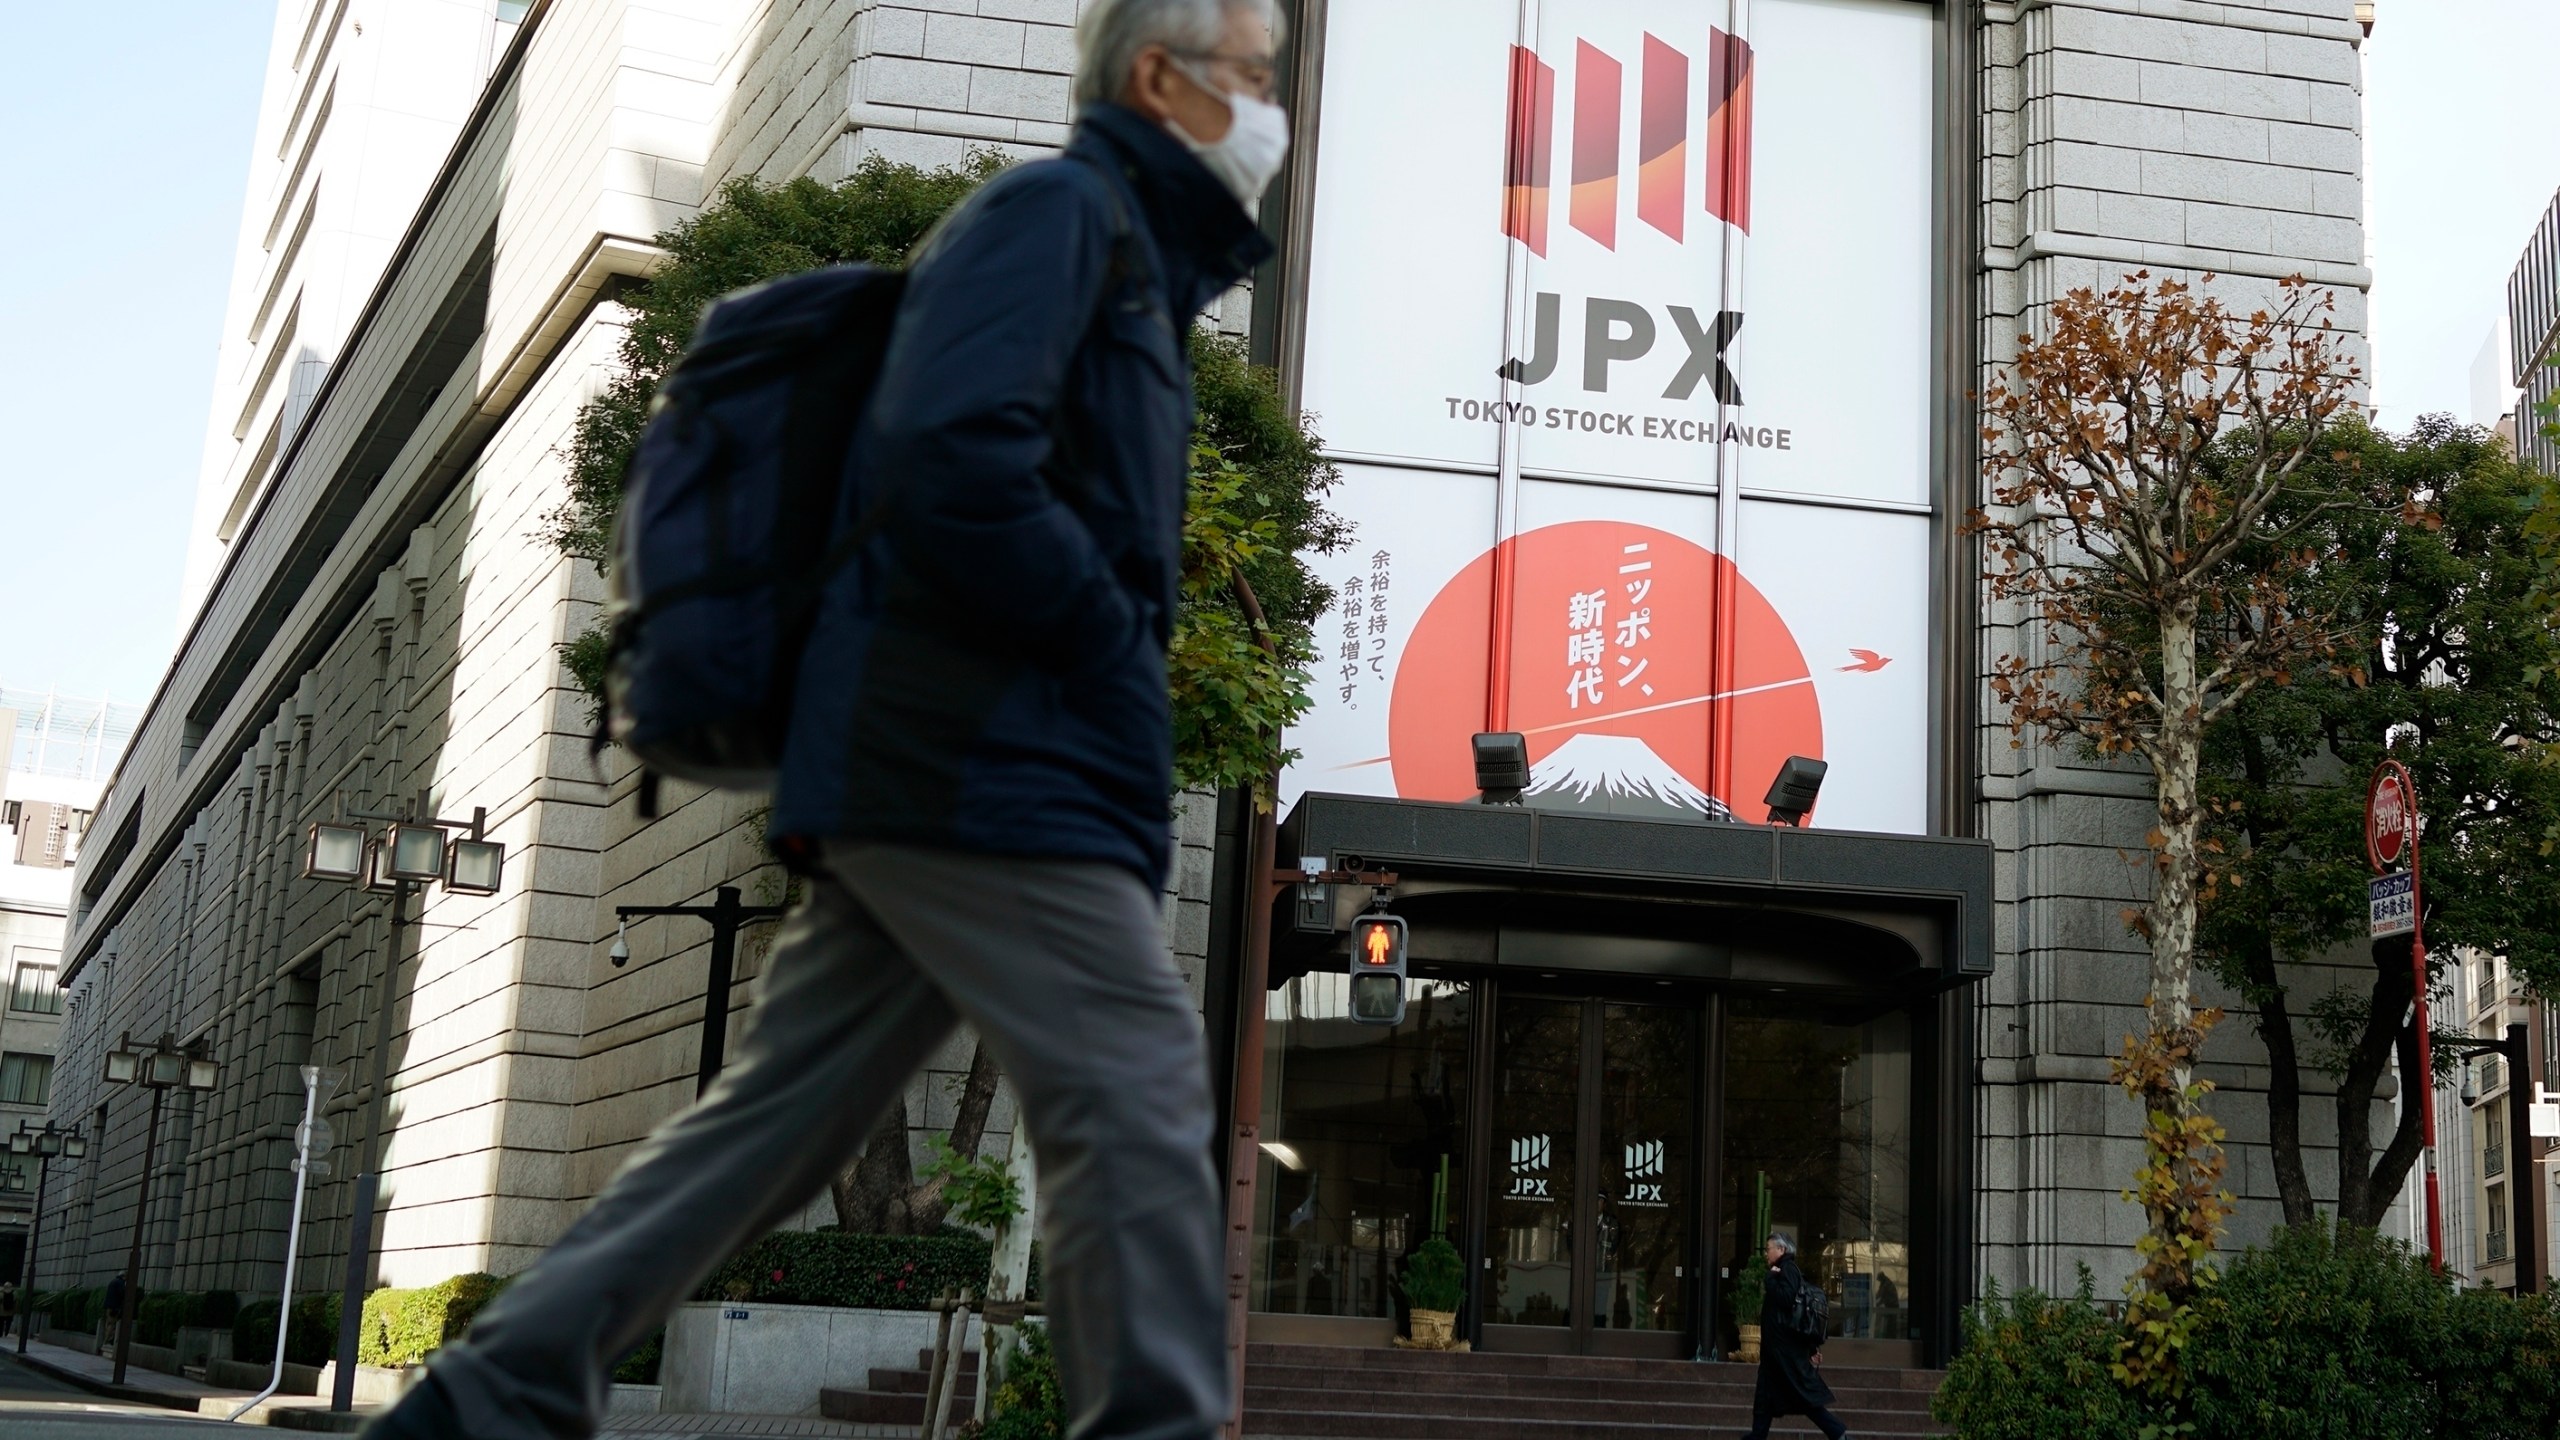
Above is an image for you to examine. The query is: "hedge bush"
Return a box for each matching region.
[357,1274,511,1368]
[234,1292,340,1367]
[1932,1274,2144,1440]
[695,1229,1039,1310]
[2186,1222,2453,1438]
[1936,1221,2560,1440]
[33,1286,103,1334]
[135,1289,241,1347]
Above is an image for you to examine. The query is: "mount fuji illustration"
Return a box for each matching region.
[1521,733,1737,822]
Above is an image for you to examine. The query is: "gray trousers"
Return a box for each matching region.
[385,843,1229,1440]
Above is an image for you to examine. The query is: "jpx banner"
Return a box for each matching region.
[1284,0,1937,833]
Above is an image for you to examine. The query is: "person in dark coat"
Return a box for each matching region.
[360,3,1286,1438]
[1747,1232,1850,1440]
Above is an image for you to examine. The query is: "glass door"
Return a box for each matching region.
[1592,1003,1694,1352]
[1483,993,1697,1356]
[1484,997,1582,1342]
[1716,999,1915,1354]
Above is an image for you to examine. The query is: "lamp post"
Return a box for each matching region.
[611,888,787,1096]
[9,1120,89,1353]
[101,1033,219,1384]
[2446,1022,2543,1294]
[301,786,506,1413]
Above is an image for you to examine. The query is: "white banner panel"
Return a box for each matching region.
[1284,0,1938,834]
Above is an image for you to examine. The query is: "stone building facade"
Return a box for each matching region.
[42,0,2412,1341]
[1973,0,2392,1296]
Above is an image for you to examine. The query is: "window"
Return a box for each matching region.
[0,1052,53,1107]
[9,959,62,1015]
[2485,1099,2506,1178]
[2487,1184,2510,1263]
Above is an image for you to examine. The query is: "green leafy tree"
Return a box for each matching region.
[547,153,1344,1235]
[2197,415,2560,1229]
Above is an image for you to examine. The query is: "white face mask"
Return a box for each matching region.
[1167,60,1290,210]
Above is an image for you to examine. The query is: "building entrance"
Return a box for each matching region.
[1483,995,1695,1355]
[1248,968,1923,1362]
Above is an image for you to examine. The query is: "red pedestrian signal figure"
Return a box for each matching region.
[1348,914,1409,1026]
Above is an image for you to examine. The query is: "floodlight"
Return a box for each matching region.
[303,822,368,884]
[64,1131,87,1159]
[1763,756,1829,827]
[386,823,450,883]
[445,837,506,897]
[145,1050,186,1088]
[6,1131,27,1155]
[104,1039,142,1086]
[1472,732,1530,805]
[363,840,401,895]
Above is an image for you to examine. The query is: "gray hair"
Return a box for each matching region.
[1074,0,1284,108]
[1767,1231,1796,1256]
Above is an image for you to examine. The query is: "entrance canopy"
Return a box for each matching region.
[1276,794,1994,994]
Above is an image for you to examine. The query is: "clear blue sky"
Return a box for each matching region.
[0,2,2549,707]
[0,2,270,706]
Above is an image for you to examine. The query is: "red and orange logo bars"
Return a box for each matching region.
[1503,29,1755,257]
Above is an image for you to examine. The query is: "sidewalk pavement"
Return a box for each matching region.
[6,1339,915,1438]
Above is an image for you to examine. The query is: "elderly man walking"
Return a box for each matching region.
[362,3,1283,1437]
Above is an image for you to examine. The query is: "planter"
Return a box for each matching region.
[1736,1323,1762,1364]
[1407,1309,1456,1349]
[662,1301,981,1416]
[608,1383,663,1416]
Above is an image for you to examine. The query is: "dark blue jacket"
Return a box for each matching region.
[770,106,1273,889]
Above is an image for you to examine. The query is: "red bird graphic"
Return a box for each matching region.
[1839,650,1892,673]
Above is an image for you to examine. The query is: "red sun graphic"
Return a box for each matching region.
[1387,521,1822,824]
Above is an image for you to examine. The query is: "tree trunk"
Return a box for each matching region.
[834,1096,925,1234]
[2334,947,2428,1229]
[2128,602,2224,1303]
[828,1041,1004,1235]
[2246,935,2316,1227]
[908,1042,1003,1232]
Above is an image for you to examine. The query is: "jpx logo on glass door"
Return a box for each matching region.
[1509,1133,1555,1201]
[1621,1140,1669,1207]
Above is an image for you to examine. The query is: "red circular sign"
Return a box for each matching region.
[2365,763,2416,874]
[1388,521,1822,823]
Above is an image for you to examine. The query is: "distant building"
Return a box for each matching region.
[0,691,132,1283]
[2436,948,2559,1295]
[2508,190,2560,473]
[2473,313,2520,450]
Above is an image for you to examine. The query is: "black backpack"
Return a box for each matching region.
[1791,1278,1830,1345]
[599,160,1142,808]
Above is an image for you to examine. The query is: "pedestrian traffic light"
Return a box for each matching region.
[1348,914,1408,1026]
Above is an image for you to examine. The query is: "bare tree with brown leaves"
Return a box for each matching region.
[1975,271,2361,1381]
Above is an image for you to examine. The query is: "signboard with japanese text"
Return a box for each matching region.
[1281,0,1938,833]
[2369,872,2415,939]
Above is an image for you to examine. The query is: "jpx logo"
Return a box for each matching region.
[1508,1133,1554,1201]
[1502,30,1755,256]
[1494,31,1756,403]
[1622,1139,1668,1207]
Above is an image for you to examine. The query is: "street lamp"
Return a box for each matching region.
[9,1120,88,1354]
[298,786,507,1413]
[2441,1022,2542,1295]
[101,1033,217,1384]
[612,888,787,1097]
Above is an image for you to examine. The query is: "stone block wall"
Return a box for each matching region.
[1975,0,2386,1298]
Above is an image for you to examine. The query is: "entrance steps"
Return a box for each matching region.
[1243,1342,1947,1440]
[818,1347,979,1426]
